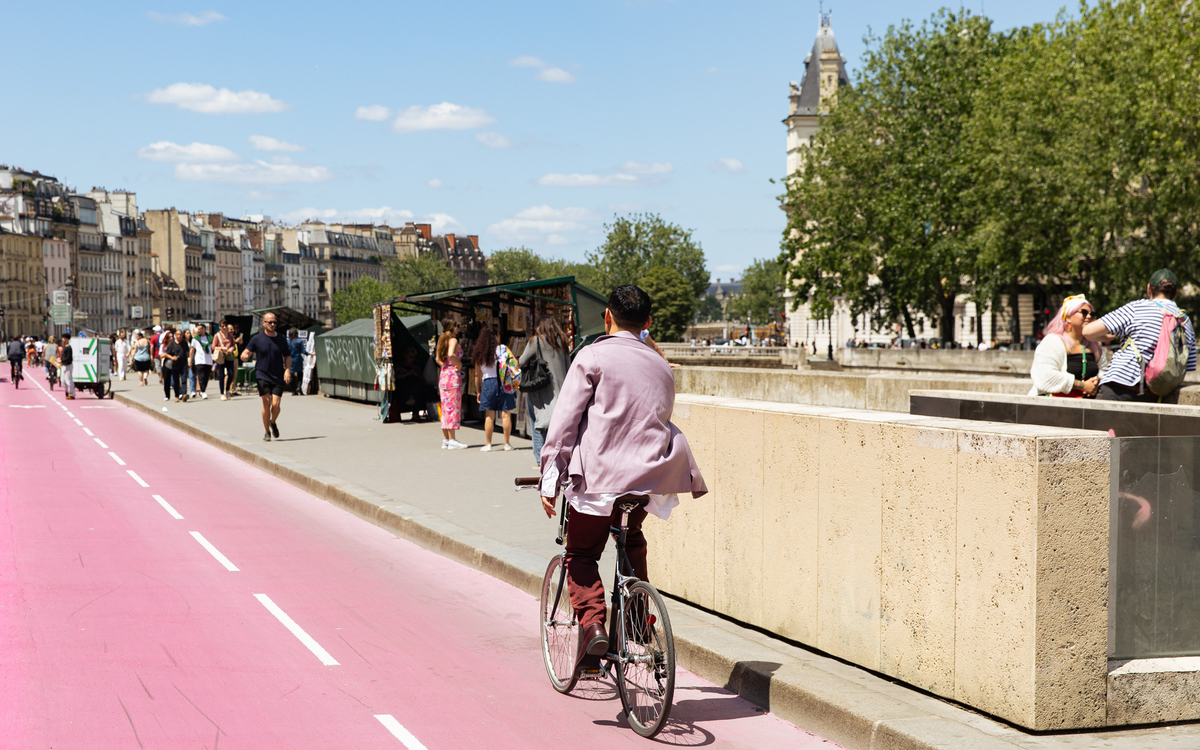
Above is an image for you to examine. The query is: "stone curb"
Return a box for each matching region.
[115,392,1027,750]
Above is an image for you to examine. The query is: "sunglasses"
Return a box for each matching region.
[1080,309,1095,320]
[264,320,277,325]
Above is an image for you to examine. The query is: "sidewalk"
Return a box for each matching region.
[111,378,1200,749]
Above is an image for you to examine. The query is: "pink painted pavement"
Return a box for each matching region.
[0,368,841,749]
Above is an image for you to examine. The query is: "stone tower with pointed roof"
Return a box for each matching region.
[784,11,850,178]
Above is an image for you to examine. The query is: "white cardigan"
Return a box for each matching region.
[1028,335,1107,396]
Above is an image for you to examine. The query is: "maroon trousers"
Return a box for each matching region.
[565,503,649,629]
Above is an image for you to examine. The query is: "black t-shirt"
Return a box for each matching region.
[245,332,289,385]
[164,341,187,368]
[1065,350,1096,381]
[61,344,73,366]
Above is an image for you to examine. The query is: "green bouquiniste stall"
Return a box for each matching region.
[315,314,434,406]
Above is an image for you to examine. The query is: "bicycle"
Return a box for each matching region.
[46,361,58,390]
[516,476,676,738]
[11,360,22,389]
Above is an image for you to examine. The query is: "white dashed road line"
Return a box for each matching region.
[94,438,108,449]
[152,495,184,520]
[189,532,239,571]
[375,716,429,750]
[253,594,339,666]
[73,418,83,426]
[83,427,94,436]
[108,452,125,466]
[127,470,149,488]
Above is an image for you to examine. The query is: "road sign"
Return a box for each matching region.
[131,305,144,319]
[50,305,71,324]
[52,290,69,306]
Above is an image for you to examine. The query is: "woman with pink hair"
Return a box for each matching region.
[1029,295,1106,397]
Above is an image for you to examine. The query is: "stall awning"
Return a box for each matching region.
[249,306,324,332]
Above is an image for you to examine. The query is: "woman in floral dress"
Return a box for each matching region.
[436,318,467,449]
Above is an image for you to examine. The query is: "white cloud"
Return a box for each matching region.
[175,160,333,184]
[391,102,495,133]
[277,206,416,225]
[137,141,240,163]
[427,179,446,189]
[355,105,390,121]
[509,55,546,68]
[277,207,339,223]
[243,190,278,201]
[510,55,576,83]
[709,157,745,173]
[475,132,512,149]
[425,213,464,233]
[488,205,598,243]
[619,161,673,175]
[714,264,743,275]
[537,173,641,187]
[538,68,575,83]
[147,83,289,114]
[249,135,304,152]
[147,10,226,26]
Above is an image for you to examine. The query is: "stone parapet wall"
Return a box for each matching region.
[673,366,1032,412]
[648,395,1111,729]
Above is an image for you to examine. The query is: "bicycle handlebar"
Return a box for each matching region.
[514,476,539,488]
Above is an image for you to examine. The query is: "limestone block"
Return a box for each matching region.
[762,410,821,644]
[817,416,883,670]
[1032,435,1110,729]
[879,423,958,694]
[1107,657,1200,724]
[954,430,1038,726]
[714,407,765,626]
[648,399,716,608]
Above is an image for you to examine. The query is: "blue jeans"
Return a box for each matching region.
[531,425,547,466]
[188,365,197,393]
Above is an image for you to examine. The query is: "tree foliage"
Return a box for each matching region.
[696,295,724,322]
[589,214,709,303]
[386,253,458,297]
[638,266,695,342]
[783,0,1200,333]
[726,259,784,325]
[331,276,393,325]
[487,247,558,285]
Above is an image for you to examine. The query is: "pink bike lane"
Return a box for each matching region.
[0,371,840,748]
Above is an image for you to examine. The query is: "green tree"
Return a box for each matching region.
[331,276,393,325]
[783,9,1005,340]
[386,253,458,297]
[637,266,695,342]
[560,262,607,295]
[696,295,723,322]
[726,259,784,325]
[589,214,709,302]
[487,247,560,284]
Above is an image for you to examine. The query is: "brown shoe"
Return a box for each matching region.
[581,622,608,658]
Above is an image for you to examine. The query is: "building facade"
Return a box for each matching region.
[0,229,45,337]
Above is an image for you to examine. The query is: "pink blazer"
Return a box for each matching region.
[540,331,708,498]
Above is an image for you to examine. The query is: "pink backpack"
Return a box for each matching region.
[1125,302,1189,396]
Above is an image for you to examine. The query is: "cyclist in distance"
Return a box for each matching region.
[7,336,26,383]
[539,284,707,671]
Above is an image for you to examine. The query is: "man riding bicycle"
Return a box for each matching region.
[8,336,26,382]
[539,284,707,671]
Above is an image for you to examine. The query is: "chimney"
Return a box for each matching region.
[446,233,456,252]
[417,223,432,240]
[468,235,479,250]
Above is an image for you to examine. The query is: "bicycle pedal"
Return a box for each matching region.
[579,666,608,681]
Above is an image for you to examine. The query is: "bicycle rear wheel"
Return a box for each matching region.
[616,581,675,738]
[540,555,579,694]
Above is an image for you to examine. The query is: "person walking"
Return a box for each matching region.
[150,325,164,383]
[228,321,244,397]
[189,323,214,399]
[61,337,75,400]
[184,328,199,397]
[132,331,152,386]
[1030,295,1105,398]
[472,324,515,452]
[213,319,238,400]
[287,328,305,394]
[518,314,571,468]
[114,331,129,381]
[163,329,188,402]
[240,312,291,441]
[1084,269,1197,402]
[435,318,467,449]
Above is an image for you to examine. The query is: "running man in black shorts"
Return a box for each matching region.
[240,312,292,441]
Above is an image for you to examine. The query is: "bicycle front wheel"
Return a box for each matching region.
[540,555,579,694]
[616,581,675,738]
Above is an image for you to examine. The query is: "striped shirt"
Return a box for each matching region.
[1097,298,1196,388]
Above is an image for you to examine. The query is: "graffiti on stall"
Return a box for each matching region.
[322,338,370,379]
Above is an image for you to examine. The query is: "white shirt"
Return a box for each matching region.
[541,465,679,521]
[115,339,129,357]
[190,336,214,366]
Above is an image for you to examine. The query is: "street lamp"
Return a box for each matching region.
[270,275,280,308]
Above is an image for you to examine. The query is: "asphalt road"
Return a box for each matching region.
[0,367,838,749]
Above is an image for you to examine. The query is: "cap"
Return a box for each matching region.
[153,325,162,331]
[1150,269,1178,287]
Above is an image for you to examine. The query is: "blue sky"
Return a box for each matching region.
[2,1,1069,280]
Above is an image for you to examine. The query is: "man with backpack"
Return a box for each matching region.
[1084,269,1196,402]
